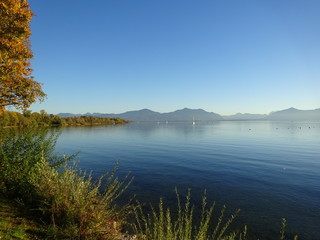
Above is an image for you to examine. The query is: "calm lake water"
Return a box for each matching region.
[55,121,320,240]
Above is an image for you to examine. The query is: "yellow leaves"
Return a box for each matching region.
[0,0,45,110]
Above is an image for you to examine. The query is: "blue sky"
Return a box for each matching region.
[28,0,320,115]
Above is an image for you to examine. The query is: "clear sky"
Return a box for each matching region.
[27,0,320,115]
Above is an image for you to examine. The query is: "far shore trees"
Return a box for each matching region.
[0,0,46,115]
[0,110,130,127]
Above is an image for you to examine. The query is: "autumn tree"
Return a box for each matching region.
[0,0,45,114]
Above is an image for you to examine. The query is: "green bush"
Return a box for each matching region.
[0,130,71,199]
[0,130,132,239]
[31,160,133,239]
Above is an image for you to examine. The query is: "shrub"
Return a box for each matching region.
[0,129,132,239]
[0,129,71,199]
[31,159,133,239]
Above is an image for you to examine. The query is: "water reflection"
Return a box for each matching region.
[54,121,320,240]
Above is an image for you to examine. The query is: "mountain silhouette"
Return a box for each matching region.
[58,107,320,121]
[266,108,320,120]
[223,113,267,120]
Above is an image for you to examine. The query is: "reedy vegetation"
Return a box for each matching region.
[31,159,133,239]
[133,189,245,240]
[133,190,298,240]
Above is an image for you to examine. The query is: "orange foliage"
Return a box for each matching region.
[0,0,46,111]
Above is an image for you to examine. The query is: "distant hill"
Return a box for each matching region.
[223,113,267,120]
[58,107,320,121]
[266,107,320,120]
[58,113,82,118]
[161,108,223,121]
[112,109,162,121]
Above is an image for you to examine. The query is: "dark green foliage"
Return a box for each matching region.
[0,110,130,127]
[0,196,46,240]
[0,129,72,199]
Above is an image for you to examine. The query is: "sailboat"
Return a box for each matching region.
[192,117,195,125]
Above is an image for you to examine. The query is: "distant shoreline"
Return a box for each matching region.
[57,107,320,122]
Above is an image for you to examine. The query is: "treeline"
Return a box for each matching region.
[0,110,130,127]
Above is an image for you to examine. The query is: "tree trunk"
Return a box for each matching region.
[0,106,5,116]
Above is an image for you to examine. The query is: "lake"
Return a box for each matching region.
[55,121,320,240]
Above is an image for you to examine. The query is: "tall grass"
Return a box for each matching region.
[132,189,299,240]
[132,189,246,240]
[31,159,133,239]
[280,218,299,240]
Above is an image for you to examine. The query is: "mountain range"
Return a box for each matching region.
[58,108,222,121]
[58,107,320,121]
[266,107,320,120]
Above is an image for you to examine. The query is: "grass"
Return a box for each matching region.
[132,189,247,240]
[132,189,299,240]
[0,196,45,240]
[30,159,133,239]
